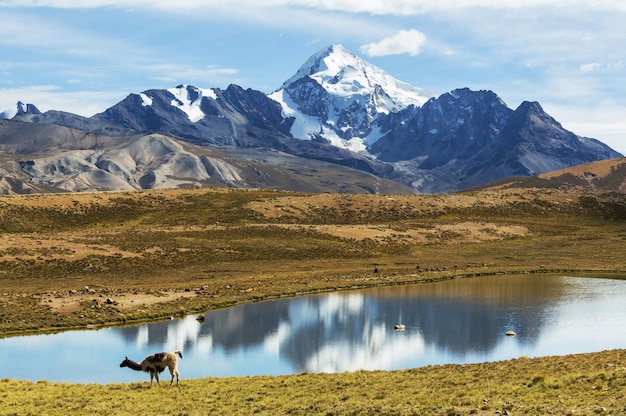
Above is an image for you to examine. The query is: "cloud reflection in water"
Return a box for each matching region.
[2,274,626,383]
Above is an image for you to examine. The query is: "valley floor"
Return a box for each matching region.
[0,187,625,414]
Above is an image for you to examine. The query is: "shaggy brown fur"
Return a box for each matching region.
[120,350,183,385]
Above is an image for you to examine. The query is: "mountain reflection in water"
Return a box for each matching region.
[2,274,626,383]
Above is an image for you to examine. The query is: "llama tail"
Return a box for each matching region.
[174,350,183,359]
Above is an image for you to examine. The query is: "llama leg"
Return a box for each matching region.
[169,365,178,385]
[149,369,159,385]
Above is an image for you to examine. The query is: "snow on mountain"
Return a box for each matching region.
[270,44,435,152]
[277,44,431,109]
[132,84,220,124]
[139,93,153,107]
[270,88,369,152]
[166,85,217,123]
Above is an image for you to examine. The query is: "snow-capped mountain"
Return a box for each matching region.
[91,82,392,179]
[94,83,293,146]
[0,44,622,194]
[270,44,435,152]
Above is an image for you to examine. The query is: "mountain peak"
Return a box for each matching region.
[270,44,436,151]
[278,44,355,88]
[511,100,559,128]
[277,44,433,108]
[516,100,544,114]
[1,101,42,119]
[16,101,42,116]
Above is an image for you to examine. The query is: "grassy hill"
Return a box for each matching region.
[471,157,626,192]
[0,186,624,334]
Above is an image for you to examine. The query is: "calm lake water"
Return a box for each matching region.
[2,274,626,384]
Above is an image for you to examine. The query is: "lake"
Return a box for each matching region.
[1,273,625,384]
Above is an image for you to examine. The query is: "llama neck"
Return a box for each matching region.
[125,360,143,371]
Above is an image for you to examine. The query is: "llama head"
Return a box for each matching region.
[119,357,131,368]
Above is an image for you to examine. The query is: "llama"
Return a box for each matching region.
[120,350,183,385]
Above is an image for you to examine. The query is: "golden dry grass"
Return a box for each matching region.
[2,349,625,415]
[0,187,624,335]
[0,186,625,415]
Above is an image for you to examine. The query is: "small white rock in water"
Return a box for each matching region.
[394,324,406,331]
[505,331,517,336]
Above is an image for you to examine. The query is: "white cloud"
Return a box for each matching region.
[2,0,626,14]
[360,30,426,57]
[0,10,244,91]
[0,85,127,117]
[580,63,601,73]
[0,12,73,48]
[0,11,134,60]
[579,61,624,74]
[140,63,240,85]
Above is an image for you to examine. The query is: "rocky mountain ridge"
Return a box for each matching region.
[0,118,411,195]
[0,44,622,194]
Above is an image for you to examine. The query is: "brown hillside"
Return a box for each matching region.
[473,157,626,192]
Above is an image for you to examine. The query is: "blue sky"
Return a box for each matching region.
[1,1,624,154]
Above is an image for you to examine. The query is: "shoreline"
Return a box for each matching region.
[2,267,624,339]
